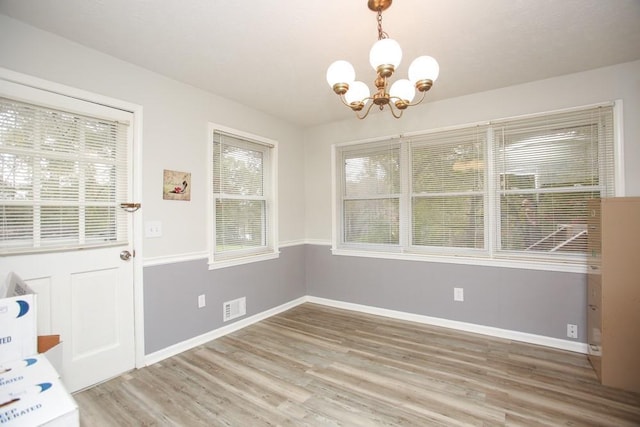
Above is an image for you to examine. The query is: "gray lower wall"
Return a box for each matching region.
[143,245,306,354]
[305,245,587,342]
[144,243,587,355]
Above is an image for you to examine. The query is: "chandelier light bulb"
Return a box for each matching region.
[389,79,415,103]
[369,38,402,73]
[344,81,371,105]
[326,60,356,87]
[408,55,440,84]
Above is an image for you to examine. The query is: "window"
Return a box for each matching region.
[342,142,401,246]
[209,125,278,268]
[334,104,617,269]
[0,95,130,254]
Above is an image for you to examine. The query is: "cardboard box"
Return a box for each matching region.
[38,336,63,382]
[0,355,77,426]
[0,355,60,389]
[0,377,78,426]
[0,273,37,365]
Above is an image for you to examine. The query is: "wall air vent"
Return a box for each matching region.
[223,297,246,322]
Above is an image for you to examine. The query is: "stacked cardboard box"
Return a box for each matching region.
[0,273,78,426]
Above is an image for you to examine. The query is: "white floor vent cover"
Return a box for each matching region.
[223,297,246,322]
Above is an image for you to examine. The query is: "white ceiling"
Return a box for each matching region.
[1,0,640,128]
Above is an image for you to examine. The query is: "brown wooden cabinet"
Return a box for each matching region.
[587,197,640,393]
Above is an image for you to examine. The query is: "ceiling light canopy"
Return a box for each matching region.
[327,0,439,120]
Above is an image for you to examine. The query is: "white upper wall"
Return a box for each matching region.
[304,60,640,242]
[2,14,638,250]
[0,15,306,259]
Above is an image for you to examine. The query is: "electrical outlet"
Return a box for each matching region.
[567,323,578,339]
[454,287,464,302]
[198,294,206,308]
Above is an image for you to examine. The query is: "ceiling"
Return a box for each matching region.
[1,0,640,128]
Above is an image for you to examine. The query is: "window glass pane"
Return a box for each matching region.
[344,148,400,197]
[215,199,265,251]
[0,98,37,150]
[412,140,484,194]
[40,158,79,200]
[40,111,80,153]
[500,192,596,252]
[85,163,116,202]
[213,142,264,196]
[0,152,33,200]
[412,196,484,248]
[343,198,399,245]
[84,120,118,160]
[0,205,33,242]
[497,125,599,191]
[41,206,79,242]
[86,206,117,242]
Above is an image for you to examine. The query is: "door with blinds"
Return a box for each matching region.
[0,79,136,392]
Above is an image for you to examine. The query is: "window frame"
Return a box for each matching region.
[332,102,622,273]
[208,123,279,269]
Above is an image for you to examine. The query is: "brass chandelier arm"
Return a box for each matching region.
[387,102,404,119]
[394,89,428,108]
[338,94,376,119]
[339,93,409,120]
[355,101,379,120]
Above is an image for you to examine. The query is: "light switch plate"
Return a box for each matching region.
[145,221,162,238]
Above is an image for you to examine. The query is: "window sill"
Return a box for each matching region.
[330,247,587,274]
[208,250,280,270]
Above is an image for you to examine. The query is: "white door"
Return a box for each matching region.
[0,77,137,392]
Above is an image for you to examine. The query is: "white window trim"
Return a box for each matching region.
[332,101,624,273]
[207,123,279,270]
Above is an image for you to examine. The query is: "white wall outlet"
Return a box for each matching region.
[145,221,162,238]
[567,323,578,339]
[198,294,206,309]
[454,287,464,302]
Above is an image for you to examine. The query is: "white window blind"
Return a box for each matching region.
[341,143,401,246]
[334,104,617,267]
[0,96,129,254]
[212,130,273,261]
[410,126,487,251]
[494,106,614,256]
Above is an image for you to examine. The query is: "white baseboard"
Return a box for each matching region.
[144,294,588,367]
[144,296,307,366]
[306,296,589,354]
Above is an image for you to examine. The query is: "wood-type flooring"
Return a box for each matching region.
[75,303,640,426]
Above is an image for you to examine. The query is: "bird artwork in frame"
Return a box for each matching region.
[163,169,191,201]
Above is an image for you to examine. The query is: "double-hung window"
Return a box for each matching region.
[209,125,278,268]
[410,126,487,253]
[341,141,401,247]
[334,104,617,269]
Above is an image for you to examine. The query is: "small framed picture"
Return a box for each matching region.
[163,169,191,201]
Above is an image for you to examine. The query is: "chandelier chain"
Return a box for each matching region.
[377,9,388,40]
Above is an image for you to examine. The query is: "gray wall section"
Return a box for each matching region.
[304,245,587,342]
[144,244,587,355]
[143,245,306,354]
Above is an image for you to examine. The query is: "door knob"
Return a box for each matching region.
[120,250,132,261]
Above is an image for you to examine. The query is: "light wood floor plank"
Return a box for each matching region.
[75,303,640,426]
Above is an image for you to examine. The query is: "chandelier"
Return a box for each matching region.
[326,0,440,119]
